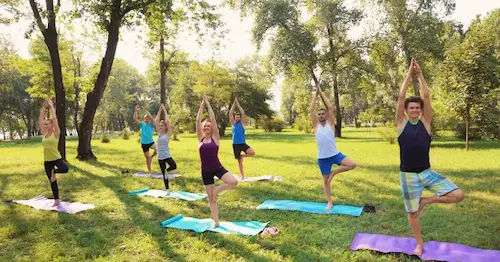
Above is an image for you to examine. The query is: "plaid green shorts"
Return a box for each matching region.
[400,169,459,213]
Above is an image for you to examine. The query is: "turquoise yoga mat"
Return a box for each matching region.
[256,200,363,216]
[161,214,269,235]
[128,188,207,201]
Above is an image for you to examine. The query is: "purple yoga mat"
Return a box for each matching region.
[134,172,181,179]
[350,232,500,262]
[13,195,95,214]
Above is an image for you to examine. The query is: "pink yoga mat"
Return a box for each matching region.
[13,195,95,214]
[350,232,500,262]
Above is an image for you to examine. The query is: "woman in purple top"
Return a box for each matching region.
[196,95,238,228]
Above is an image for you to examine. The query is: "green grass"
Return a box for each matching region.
[1,127,499,261]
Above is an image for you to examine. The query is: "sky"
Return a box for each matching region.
[1,0,499,112]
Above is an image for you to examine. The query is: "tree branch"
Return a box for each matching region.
[28,0,47,34]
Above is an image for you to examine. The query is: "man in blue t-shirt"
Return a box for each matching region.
[229,97,255,179]
[134,105,157,174]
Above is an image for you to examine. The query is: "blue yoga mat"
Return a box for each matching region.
[256,200,363,216]
[128,188,207,201]
[161,214,269,235]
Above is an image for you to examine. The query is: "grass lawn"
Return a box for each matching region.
[1,127,499,261]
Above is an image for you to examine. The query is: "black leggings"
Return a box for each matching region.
[43,159,69,199]
[158,158,176,190]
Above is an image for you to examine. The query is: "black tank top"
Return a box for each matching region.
[398,120,431,172]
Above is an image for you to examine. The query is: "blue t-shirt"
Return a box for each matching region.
[232,121,246,144]
[140,122,155,144]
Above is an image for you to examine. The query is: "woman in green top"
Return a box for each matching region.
[40,99,68,206]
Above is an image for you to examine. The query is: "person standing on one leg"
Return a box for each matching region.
[134,105,157,175]
[310,88,356,210]
[396,59,465,256]
[229,96,255,179]
[197,95,238,228]
[154,103,176,193]
[39,99,69,206]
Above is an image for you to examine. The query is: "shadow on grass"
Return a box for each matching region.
[430,140,500,150]
[69,165,186,261]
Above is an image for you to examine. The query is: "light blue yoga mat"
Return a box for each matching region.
[256,200,363,216]
[161,214,269,235]
[128,188,207,201]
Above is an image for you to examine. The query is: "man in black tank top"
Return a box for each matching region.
[396,59,465,257]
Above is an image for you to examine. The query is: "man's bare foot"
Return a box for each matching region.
[211,222,219,229]
[326,202,333,210]
[416,197,430,217]
[413,243,424,256]
[50,169,57,182]
[327,173,336,184]
[52,199,61,206]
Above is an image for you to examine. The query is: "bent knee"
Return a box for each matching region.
[230,179,238,187]
[344,160,356,170]
[453,189,465,202]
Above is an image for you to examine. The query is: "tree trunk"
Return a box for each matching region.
[160,34,166,108]
[77,6,122,160]
[332,74,342,137]
[29,0,66,159]
[73,55,81,136]
[465,109,470,151]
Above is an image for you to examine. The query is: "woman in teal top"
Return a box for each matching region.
[40,99,69,206]
[134,105,157,174]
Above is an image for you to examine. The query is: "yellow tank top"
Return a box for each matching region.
[42,134,61,161]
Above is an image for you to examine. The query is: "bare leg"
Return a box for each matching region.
[237,158,245,179]
[408,212,424,256]
[243,148,255,157]
[144,151,152,174]
[151,143,157,158]
[205,184,219,228]
[322,174,333,210]
[327,157,356,184]
[417,189,464,216]
[215,172,238,195]
[411,189,464,255]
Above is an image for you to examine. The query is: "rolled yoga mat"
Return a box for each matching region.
[134,172,181,179]
[128,188,207,201]
[256,200,363,216]
[13,195,95,214]
[350,232,500,262]
[161,214,269,235]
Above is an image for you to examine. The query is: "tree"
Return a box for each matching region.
[438,11,499,150]
[0,36,40,138]
[144,0,221,114]
[23,0,68,159]
[73,0,166,160]
[375,0,455,95]
[309,0,363,136]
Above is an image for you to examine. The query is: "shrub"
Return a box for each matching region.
[377,124,397,144]
[121,129,130,140]
[262,117,286,132]
[294,115,313,133]
[101,133,110,143]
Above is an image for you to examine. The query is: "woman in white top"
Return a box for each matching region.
[154,103,177,192]
[310,88,356,210]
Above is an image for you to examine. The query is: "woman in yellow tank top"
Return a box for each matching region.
[40,99,69,206]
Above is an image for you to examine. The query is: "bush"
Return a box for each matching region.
[377,124,397,144]
[101,133,110,143]
[294,115,313,133]
[121,129,130,140]
[262,117,286,132]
